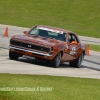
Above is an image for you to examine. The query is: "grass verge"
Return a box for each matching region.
[89,44,100,52]
[0,74,100,100]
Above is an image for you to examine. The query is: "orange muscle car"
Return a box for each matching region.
[9,25,86,68]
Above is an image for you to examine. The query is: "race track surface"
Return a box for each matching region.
[0,24,100,79]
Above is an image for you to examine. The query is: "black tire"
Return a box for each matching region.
[69,53,84,68]
[50,53,61,68]
[9,51,18,60]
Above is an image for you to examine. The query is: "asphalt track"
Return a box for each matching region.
[0,24,100,79]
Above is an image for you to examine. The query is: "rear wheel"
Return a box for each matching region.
[69,53,84,68]
[9,51,18,60]
[50,53,61,68]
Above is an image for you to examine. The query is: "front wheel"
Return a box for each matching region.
[50,53,61,68]
[9,51,18,60]
[69,53,84,68]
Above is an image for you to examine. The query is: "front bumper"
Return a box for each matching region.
[9,46,52,57]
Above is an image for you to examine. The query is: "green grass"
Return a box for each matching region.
[0,74,100,100]
[90,44,100,52]
[0,0,100,38]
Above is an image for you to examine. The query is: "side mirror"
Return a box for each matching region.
[23,31,28,34]
[70,41,78,45]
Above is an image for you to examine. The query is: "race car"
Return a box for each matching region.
[9,25,86,68]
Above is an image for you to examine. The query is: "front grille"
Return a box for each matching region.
[10,40,50,53]
[10,40,21,46]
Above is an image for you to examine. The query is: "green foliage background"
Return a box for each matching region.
[0,0,100,38]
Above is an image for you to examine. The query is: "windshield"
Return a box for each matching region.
[28,26,66,42]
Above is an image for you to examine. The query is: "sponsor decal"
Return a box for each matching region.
[69,47,76,55]
[72,47,76,52]
[69,51,76,55]
[37,27,63,34]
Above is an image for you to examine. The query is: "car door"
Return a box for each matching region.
[63,33,80,61]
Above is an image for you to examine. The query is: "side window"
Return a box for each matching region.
[68,33,79,43]
[72,35,78,42]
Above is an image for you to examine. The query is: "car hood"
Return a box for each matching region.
[11,34,64,47]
